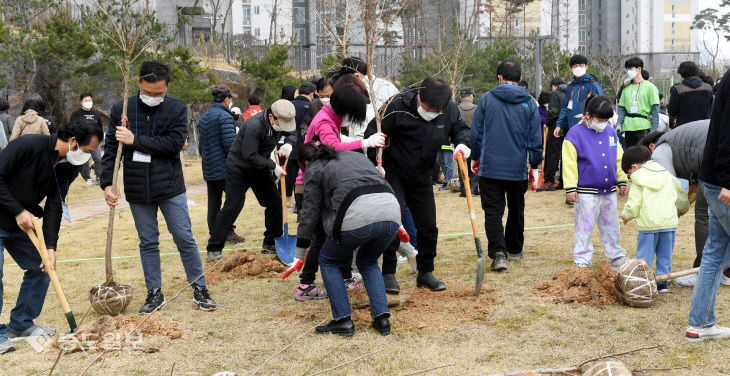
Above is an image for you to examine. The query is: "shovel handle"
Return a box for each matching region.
[656,267,700,282]
[456,154,480,239]
[277,152,289,226]
[26,218,76,331]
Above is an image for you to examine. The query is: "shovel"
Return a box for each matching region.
[537,126,548,188]
[25,217,77,333]
[455,153,485,296]
[275,155,296,265]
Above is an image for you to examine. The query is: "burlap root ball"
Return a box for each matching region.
[447,178,461,193]
[89,282,133,316]
[614,259,658,308]
[582,360,632,376]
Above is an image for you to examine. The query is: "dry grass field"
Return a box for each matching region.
[2,161,729,375]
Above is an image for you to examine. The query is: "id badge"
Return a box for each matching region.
[62,201,71,223]
[567,100,573,110]
[630,105,638,113]
[132,151,151,163]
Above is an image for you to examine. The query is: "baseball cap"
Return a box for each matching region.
[270,100,296,132]
[211,84,238,99]
[460,87,475,97]
[299,82,316,95]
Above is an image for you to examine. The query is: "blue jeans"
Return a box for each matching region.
[437,150,454,182]
[0,228,50,335]
[688,182,730,327]
[403,205,417,249]
[637,229,675,287]
[319,221,399,320]
[129,193,206,290]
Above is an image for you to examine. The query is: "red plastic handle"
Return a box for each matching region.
[282,259,305,280]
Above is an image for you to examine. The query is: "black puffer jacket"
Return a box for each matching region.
[668,77,713,128]
[226,109,296,173]
[656,119,709,180]
[364,88,469,184]
[100,94,188,203]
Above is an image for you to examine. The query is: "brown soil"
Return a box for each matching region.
[533,262,618,305]
[56,315,182,353]
[278,284,494,330]
[206,250,287,284]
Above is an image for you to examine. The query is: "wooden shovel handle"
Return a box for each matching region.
[456,154,479,238]
[656,267,700,283]
[26,217,72,314]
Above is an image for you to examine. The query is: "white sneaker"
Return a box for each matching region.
[686,324,730,341]
[85,179,95,185]
[407,251,418,273]
[397,256,408,264]
[610,256,628,272]
[674,273,698,287]
[722,275,730,286]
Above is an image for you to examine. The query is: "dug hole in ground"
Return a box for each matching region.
[1,161,727,375]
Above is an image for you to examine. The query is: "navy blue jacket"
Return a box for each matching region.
[198,102,236,181]
[556,74,604,131]
[471,83,543,181]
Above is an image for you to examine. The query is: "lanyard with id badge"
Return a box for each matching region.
[132,94,160,164]
[629,82,643,114]
[50,156,71,223]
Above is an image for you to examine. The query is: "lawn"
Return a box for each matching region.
[2,174,729,375]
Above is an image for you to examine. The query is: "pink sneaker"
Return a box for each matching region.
[295,284,328,301]
[344,278,362,290]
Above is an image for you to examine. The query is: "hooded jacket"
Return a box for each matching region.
[364,88,470,184]
[556,74,604,131]
[622,161,690,231]
[9,110,50,141]
[198,102,237,181]
[100,94,188,204]
[471,83,543,181]
[668,76,713,127]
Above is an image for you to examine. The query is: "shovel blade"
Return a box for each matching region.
[276,223,297,265]
[474,237,485,297]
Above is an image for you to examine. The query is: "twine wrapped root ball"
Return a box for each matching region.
[582,360,632,376]
[447,178,461,193]
[89,282,133,316]
[614,259,658,308]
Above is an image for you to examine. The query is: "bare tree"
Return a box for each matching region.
[692,7,730,79]
[312,0,354,58]
[206,0,234,40]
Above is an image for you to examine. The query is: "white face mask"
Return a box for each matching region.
[572,67,587,78]
[320,98,330,105]
[627,69,638,80]
[140,92,165,107]
[82,101,93,110]
[417,106,440,122]
[588,120,608,132]
[66,143,91,165]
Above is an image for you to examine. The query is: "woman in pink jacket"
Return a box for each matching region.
[291,75,386,301]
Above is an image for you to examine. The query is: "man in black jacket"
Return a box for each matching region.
[365,77,470,293]
[207,99,297,255]
[101,61,216,314]
[70,92,104,185]
[288,82,315,210]
[668,61,713,128]
[0,120,102,354]
[539,77,567,191]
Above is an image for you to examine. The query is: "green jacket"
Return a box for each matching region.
[621,161,690,231]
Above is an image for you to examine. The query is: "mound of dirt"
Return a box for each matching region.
[206,250,287,284]
[56,315,181,353]
[278,284,494,330]
[533,261,618,305]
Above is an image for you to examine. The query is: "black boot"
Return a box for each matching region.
[382,274,400,294]
[315,317,355,337]
[261,239,276,254]
[226,230,245,244]
[416,272,446,291]
[139,288,166,314]
[372,313,391,336]
[192,284,217,311]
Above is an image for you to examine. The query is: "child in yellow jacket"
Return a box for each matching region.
[621,145,691,293]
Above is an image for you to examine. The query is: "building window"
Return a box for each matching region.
[579,14,586,27]
[671,39,675,51]
[578,45,586,54]
[243,29,251,35]
[254,28,260,37]
[294,27,305,44]
[599,28,602,41]
[514,19,520,36]
[294,7,305,24]
[598,0,602,9]
[579,30,586,42]
[672,22,675,34]
[253,6,259,15]
[242,8,250,25]
[672,5,676,18]
[579,0,586,11]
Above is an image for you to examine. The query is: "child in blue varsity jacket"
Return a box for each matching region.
[562,95,628,269]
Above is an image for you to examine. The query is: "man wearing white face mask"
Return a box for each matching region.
[364,77,470,293]
[101,61,217,314]
[0,120,102,353]
[554,55,604,141]
[70,93,104,185]
[617,57,660,148]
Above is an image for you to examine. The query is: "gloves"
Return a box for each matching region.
[453,144,471,160]
[274,165,287,178]
[362,132,386,148]
[529,169,540,191]
[397,226,410,243]
[471,160,480,175]
[282,258,304,279]
[279,143,293,158]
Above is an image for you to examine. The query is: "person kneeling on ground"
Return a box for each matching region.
[297,143,401,337]
[0,119,102,354]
